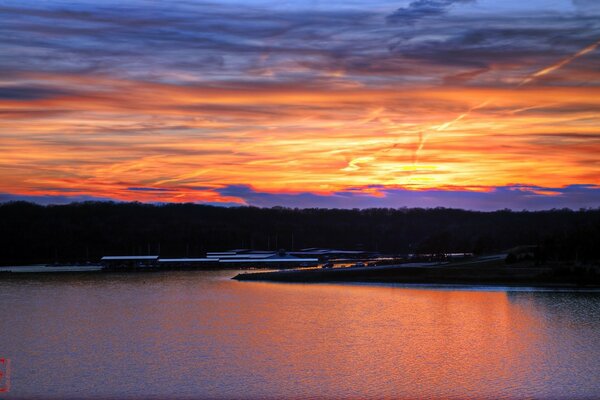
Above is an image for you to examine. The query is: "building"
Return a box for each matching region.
[158,258,218,269]
[100,255,159,269]
[99,249,320,270]
[207,249,319,268]
[289,248,377,261]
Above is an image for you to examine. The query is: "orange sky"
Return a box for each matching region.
[2,73,599,204]
[0,0,599,208]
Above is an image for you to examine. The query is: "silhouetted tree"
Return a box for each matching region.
[1,201,599,265]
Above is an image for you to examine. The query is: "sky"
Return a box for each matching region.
[0,0,599,210]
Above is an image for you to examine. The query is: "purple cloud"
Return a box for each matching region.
[217,184,600,211]
[3,184,600,210]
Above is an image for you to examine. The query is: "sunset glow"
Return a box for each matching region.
[1,0,599,209]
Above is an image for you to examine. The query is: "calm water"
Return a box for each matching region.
[1,271,600,399]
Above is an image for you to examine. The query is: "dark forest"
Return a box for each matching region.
[1,201,600,265]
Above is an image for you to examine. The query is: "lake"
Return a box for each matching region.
[1,270,600,399]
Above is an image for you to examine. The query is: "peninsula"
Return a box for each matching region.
[233,255,600,288]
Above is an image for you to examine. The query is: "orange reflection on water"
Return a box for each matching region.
[3,273,600,399]
[205,282,550,398]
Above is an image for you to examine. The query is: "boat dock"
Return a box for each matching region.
[0,265,103,274]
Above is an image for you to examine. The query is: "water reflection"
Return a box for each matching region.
[1,272,599,399]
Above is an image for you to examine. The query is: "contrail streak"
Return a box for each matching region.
[412,39,599,164]
[519,39,600,86]
[413,100,490,164]
[344,39,600,175]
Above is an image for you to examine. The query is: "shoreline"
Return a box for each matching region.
[232,262,600,289]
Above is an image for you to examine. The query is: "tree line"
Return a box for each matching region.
[1,201,599,265]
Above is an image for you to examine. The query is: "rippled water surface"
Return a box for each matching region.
[2,271,600,399]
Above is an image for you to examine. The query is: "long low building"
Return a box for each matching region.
[157,258,219,269]
[101,255,159,269]
[159,258,214,263]
[100,251,319,270]
[217,257,319,268]
[289,248,378,260]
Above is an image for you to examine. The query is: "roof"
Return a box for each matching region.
[290,249,367,255]
[218,258,318,263]
[212,253,277,259]
[158,258,214,263]
[101,255,159,261]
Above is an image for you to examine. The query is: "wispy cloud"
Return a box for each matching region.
[387,0,475,24]
[520,39,600,85]
[0,0,599,210]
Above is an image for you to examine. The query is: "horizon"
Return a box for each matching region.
[1,0,599,210]
[3,195,600,213]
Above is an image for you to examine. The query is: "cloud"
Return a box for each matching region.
[1,0,596,87]
[387,0,475,24]
[0,85,69,100]
[127,187,174,192]
[390,22,600,73]
[4,184,600,211]
[0,0,599,207]
[215,184,600,211]
[573,0,600,12]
